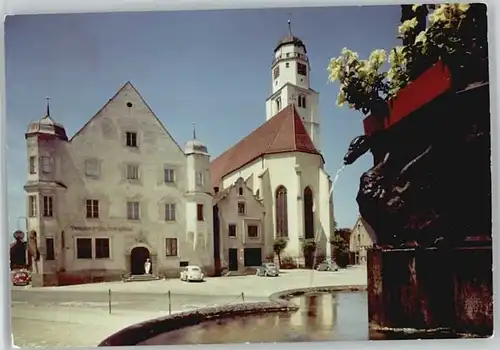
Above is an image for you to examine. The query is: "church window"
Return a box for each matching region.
[228,224,237,237]
[126,164,139,180]
[43,196,53,217]
[40,156,52,174]
[126,132,138,147]
[45,238,55,261]
[297,62,307,76]
[28,195,37,217]
[29,156,36,174]
[127,201,140,220]
[238,202,246,215]
[298,95,307,108]
[303,187,314,239]
[273,66,280,79]
[275,186,288,237]
[95,238,110,259]
[166,238,178,256]
[85,159,100,178]
[86,199,99,219]
[165,203,176,221]
[76,238,92,259]
[275,97,281,112]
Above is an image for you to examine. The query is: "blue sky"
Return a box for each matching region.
[5,6,402,234]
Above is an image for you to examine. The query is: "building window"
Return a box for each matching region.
[28,195,37,217]
[29,156,36,174]
[297,62,307,76]
[86,199,99,219]
[126,164,139,180]
[40,156,52,174]
[285,62,290,68]
[197,204,204,221]
[43,196,53,217]
[95,238,110,259]
[303,186,314,239]
[165,203,176,221]
[238,187,244,196]
[228,224,237,237]
[275,186,288,237]
[76,238,92,259]
[85,159,100,178]
[275,97,281,111]
[298,95,307,108]
[273,66,280,79]
[247,225,259,238]
[196,172,204,186]
[126,132,138,147]
[164,168,175,183]
[166,238,178,256]
[127,201,140,220]
[238,202,246,215]
[45,238,55,260]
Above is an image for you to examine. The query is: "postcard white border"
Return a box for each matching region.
[1,0,498,349]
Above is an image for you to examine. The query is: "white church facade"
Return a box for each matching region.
[21,22,334,285]
[210,22,334,270]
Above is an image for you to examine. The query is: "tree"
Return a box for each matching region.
[330,229,350,268]
[301,238,317,269]
[273,237,288,267]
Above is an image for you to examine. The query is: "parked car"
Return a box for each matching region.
[256,262,279,277]
[11,269,31,286]
[315,258,339,272]
[180,265,204,282]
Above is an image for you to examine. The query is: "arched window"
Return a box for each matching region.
[275,186,288,237]
[275,97,281,112]
[298,95,307,108]
[303,186,314,239]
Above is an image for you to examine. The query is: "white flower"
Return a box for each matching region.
[368,49,386,70]
[336,90,346,107]
[414,30,427,44]
[412,4,422,12]
[398,17,418,35]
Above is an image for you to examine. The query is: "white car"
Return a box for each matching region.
[180,265,204,282]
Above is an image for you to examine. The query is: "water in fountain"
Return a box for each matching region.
[308,163,347,287]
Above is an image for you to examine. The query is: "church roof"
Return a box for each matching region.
[210,104,322,188]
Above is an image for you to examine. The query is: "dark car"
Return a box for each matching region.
[256,262,279,277]
[315,258,339,272]
[12,269,31,286]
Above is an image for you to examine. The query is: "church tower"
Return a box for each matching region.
[265,20,321,150]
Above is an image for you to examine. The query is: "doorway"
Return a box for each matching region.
[228,248,238,271]
[243,248,262,267]
[130,246,150,275]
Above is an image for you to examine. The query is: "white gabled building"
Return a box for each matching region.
[24,82,214,286]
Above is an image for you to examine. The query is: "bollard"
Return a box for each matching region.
[168,290,172,316]
[108,289,112,314]
[241,292,245,301]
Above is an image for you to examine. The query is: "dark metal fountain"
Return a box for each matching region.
[343,4,492,339]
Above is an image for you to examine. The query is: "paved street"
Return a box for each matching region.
[11,266,367,347]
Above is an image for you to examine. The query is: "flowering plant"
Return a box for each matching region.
[327,3,487,116]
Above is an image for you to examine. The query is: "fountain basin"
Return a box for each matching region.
[98,285,366,346]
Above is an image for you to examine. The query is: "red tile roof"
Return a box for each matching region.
[210,104,322,188]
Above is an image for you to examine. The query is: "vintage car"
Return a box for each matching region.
[255,262,280,277]
[180,265,205,282]
[11,269,31,286]
[315,258,339,272]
